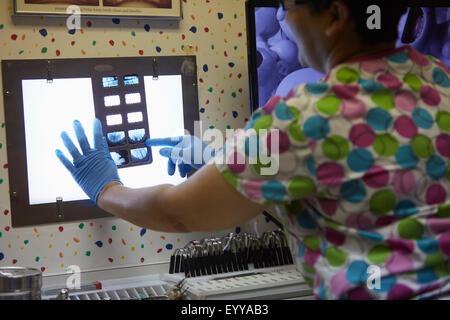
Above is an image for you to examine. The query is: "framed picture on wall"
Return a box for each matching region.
[14,0,182,20]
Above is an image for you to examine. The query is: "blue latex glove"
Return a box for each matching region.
[55,119,122,204]
[146,135,216,178]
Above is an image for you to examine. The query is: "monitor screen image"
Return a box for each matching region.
[246,0,450,111]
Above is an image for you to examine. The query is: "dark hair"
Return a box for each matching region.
[307,0,408,44]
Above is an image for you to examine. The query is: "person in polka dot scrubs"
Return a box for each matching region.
[212,2,450,299]
[57,0,449,300]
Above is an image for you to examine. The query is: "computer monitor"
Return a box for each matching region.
[245,0,450,112]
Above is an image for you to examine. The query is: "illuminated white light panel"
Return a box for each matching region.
[22,75,186,205]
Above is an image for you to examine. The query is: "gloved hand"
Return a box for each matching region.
[146,135,216,178]
[55,119,122,204]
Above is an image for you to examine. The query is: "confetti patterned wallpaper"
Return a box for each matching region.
[0,0,274,276]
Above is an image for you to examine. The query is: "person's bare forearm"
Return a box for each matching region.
[96,165,266,234]
[97,182,189,233]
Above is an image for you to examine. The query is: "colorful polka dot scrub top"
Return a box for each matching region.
[213,46,450,300]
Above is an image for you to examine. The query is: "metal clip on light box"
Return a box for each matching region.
[46,60,53,84]
[56,196,64,220]
[152,58,159,81]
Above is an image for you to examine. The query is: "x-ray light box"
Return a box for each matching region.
[2,56,200,227]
